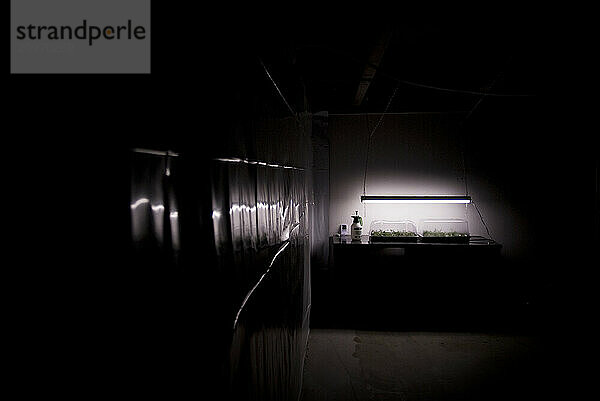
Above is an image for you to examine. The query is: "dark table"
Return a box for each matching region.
[332,233,501,247]
[312,235,516,331]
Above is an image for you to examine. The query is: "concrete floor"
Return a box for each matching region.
[301,329,564,401]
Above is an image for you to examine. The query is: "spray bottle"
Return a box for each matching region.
[351,211,363,241]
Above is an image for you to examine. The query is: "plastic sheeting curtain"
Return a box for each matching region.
[130,151,181,270]
[211,116,312,401]
[128,114,315,400]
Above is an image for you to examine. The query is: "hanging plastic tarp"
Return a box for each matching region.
[211,115,313,401]
[130,149,181,271]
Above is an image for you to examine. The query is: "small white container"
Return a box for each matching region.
[351,211,363,241]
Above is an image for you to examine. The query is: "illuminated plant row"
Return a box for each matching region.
[370,230,418,237]
[369,230,469,237]
[422,230,468,237]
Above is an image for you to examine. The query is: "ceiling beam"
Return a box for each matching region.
[353,28,393,106]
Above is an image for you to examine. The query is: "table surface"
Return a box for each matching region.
[332,235,501,248]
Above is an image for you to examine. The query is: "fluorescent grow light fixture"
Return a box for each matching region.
[361,195,471,204]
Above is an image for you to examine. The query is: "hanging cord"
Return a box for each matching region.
[458,95,485,197]
[362,84,400,196]
[458,58,509,195]
[458,57,512,241]
[258,56,300,124]
[472,200,494,241]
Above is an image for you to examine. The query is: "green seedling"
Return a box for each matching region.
[422,230,468,237]
[371,230,417,237]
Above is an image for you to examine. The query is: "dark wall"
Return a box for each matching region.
[311,112,330,271]
[329,112,469,239]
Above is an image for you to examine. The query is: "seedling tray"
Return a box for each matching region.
[370,235,420,243]
[419,235,470,243]
[369,230,420,243]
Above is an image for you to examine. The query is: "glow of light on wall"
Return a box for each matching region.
[170,210,180,250]
[130,198,150,209]
[229,204,258,215]
[213,157,304,170]
[151,204,165,212]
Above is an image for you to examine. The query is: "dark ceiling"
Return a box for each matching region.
[238,16,546,115]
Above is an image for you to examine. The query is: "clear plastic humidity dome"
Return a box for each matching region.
[419,219,469,243]
[369,220,419,242]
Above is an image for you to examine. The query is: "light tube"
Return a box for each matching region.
[361,195,471,204]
